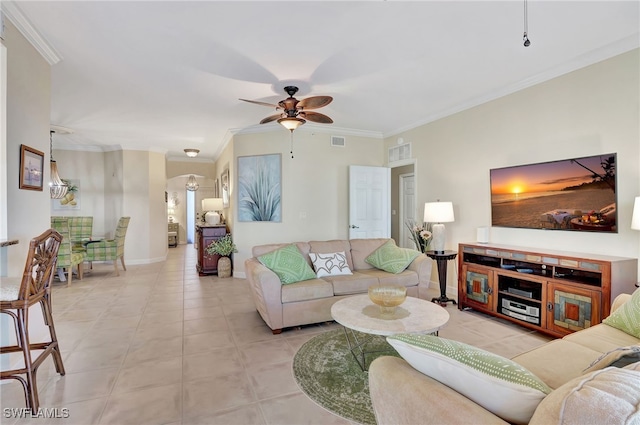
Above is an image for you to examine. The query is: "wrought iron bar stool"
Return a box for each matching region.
[0,229,66,412]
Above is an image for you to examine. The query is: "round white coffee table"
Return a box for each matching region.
[331,294,450,370]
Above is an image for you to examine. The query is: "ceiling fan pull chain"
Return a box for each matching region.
[290,131,294,159]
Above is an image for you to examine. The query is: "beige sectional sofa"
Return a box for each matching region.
[245,238,432,334]
[369,291,640,424]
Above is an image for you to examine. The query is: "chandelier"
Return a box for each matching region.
[185,175,199,191]
[49,130,68,199]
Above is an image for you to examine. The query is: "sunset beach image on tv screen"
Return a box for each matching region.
[490,153,617,233]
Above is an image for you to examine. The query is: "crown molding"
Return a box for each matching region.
[1,1,62,65]
[385,35,640,139]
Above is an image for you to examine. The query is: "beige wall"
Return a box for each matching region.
[2,19,51,363]
[385,49,640,288]
[166,159,215,180]
[53,148,168,264]
[230,130,384,276]
[4,20,52,276]
[122,150,167,263]
[52,149,107,237]
[103,150,124,237]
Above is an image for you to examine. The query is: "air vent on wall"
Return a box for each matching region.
[331,136,346,147]
[389,142,411,163]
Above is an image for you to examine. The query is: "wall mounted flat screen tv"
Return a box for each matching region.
[490,153,617,233]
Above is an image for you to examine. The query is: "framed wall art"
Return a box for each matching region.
[19,145,45,191]
[237,154,281,222]
[52,179,81,210]
[221,169,230,208]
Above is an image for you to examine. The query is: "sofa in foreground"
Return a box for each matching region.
[245,238,432,333]
[369,290,640,424]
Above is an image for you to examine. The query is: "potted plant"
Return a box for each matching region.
[205,234,237,278]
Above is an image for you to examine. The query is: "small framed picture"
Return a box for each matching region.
[221,169,230,208]
[19,145,45,191]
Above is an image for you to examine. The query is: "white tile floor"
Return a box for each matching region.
[1,244,553,425]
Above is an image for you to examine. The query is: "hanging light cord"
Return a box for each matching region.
[523,0,531,47]
[50,131,55,161]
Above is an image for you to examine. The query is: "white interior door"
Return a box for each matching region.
[399,173,416,248]
[349,165,390,239]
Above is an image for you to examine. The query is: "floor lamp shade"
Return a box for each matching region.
[424,201,455,252]
[632,196,640,230]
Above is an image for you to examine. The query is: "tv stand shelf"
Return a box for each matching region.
[458,243,637,337]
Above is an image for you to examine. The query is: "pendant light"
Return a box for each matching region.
[49,130,68,199]
[185,175,199,191]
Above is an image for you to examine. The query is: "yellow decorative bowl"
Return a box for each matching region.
[368,285,407,316]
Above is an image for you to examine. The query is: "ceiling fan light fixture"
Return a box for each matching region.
[278,117,306,132]
[184,148,199,158]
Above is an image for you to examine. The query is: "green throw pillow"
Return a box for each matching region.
[603,289,640,338]
[257,244,317,284]
[365,240,420,274]
[387,334,551,425]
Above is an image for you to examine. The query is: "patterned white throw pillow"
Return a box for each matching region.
[387,334,551,425]
[309,251,353,278]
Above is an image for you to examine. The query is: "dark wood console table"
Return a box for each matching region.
[196,224,228,275]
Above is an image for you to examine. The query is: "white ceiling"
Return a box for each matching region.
[7,1,640,161]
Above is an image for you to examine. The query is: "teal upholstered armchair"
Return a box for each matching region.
[50,217,86,286]
[85,217,130,276]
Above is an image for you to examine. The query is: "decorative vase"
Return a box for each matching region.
[217,256,232,278]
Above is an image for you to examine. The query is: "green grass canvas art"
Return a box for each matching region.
[238,154,281,222]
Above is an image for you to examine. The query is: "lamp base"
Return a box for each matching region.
[431,223,446,252]
[205,211,220,225]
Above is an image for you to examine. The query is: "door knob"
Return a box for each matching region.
[349,225,360,229]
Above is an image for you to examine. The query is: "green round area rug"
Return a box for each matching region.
[292,328,399,425]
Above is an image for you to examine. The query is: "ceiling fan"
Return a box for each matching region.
[240,86,333,132]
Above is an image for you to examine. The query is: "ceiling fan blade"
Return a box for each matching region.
[260,114,283,124]
[297,96,333,110]
[240,98,281,109]
[300,111,333,124]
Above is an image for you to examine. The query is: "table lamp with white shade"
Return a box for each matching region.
[424,201,455,253]
[202,198,224,225]
[632,196,640,231]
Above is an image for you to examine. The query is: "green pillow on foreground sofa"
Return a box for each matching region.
[245,238,432,334]
[369,290,640,425]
